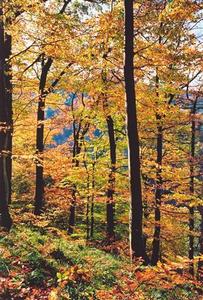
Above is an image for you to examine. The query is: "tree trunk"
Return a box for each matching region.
[102,71,117,240]
[188,99,197,276]
[68,184,77,235]
[124,0,148,263]
[0,2,12,230]
[34,56,53,215]
[198,207,203,281]
[150,18,164,265]
[68,102,78,234]
[86,177,90,240]
[151,73,163,265]
[106,115,116,240]
[4,33,12,204]
[189,207,194,275]
[197,98,203,281]
[90,161,95,239]
[83,155,90,240]
[151,118,163,265]
[34,0,70,214]
[68,96,89,234]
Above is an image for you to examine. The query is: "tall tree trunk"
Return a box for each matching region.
[197,140,203,281]
[124,0,148,262]
[68,96,89,234]
[106,115,116,240]
[0,2,12,230]
[151,75,163,266]
[68,102,78,234]
[68,135,83,234]
[90,161,95,239]
[151,117,163,265]
[83,153,90,240]
[68,138,81,235]
[188,99,197,276]
[68,184,77,235]
[34,56,53,215]
[197,98,203,281]
[4,33,12,204]
[189,207,194,275]
[102,71,116,240]
[86,176,90,240]
[198,207,203,281]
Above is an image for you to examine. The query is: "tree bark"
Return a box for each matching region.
[83,152,90,240]
[198,207,203,281]
[102,71,117,240]
[124,0,148,262]
[86,176,90,240]
[4,33,12,204]
[68,96,89,234]
[106,115,116,240]
[188,99,197,276]
[90,161,95,239]
[151,75,163,266]
[68,184,77,235]
[34,56,53,215]
[197,97,203,281]
[0,2,12,230]
[151,117,163,265]
[68,100,79,234]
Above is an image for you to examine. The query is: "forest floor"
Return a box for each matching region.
[0,201,203,300]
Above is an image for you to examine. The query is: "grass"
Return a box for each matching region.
[0,223,124,299]
[0,216,202,299]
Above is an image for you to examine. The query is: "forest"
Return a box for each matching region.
[0,0,203,299]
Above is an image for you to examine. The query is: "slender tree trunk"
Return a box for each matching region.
[68,140,81,235]
[197,127,203,281]
[68,137,83,234]
[68,103,79,235]
[188,100,197,276]
[197,98,203,281]
[198,207,203,281]
[34,57,53,215]
[102,72,116,240]
[151,75,163,266]
[68,102,78,234]
[86,176,90,240]
[4,33,12,204]
[151,117,163,265]
[83,154,90,240]
[106,115,116,240]
[124,0,148,262]
[189,207,194,275]
[68,184,77,235]
[68,96,89,234]
[0,2,12,230]
[90,161,95,239]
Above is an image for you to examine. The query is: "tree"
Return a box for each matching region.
[34,56,53,215]
[151,72,163,266]
[188,96,198,275]
[102,71,116,240]
[4,28,12,205]
[68,93,90,234]
[0,0,12,230]
[34,0,73,214]
[124,0,148,263]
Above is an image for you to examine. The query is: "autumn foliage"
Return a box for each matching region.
[0,0,203,299]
